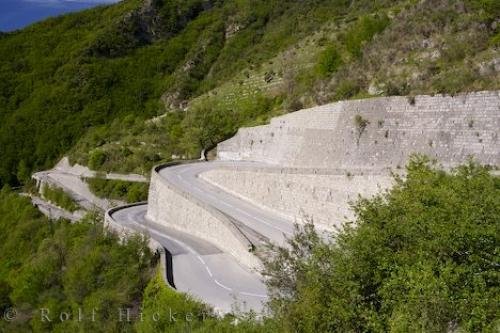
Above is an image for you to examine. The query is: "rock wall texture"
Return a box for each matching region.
[212,91,499,228]
[218,91,500,169]
[146,165,260,269]
[200,166,393,228]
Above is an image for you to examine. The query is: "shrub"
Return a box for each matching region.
[344,14,390,58]
[490,32,500,47]
[315,45,343,78]
[354,114,370,144]
[88,149,108,171]
[41,184,79,212]
[263,158,500,332]
[333,80,360,100]
[86,177,149,203]
[385,80,409,96]
[431,68,477,95]
[0,189,155,332]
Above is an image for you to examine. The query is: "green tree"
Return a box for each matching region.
[344,14,390,58]
[263,157,500,332]
[16,160,31,184]
[88,150,108,171]
[0,189,155,332]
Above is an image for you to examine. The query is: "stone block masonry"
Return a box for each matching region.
[200,166,393,229]
[218,91,500,169]
[146,164,261,269]
[132,91,499,267]
[211,91,500,228]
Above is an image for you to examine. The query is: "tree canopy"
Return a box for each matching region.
[263,158,499,332]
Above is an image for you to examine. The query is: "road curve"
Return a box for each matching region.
[109,160,303,314]
[107,203,268,314]
[157,161,297,246]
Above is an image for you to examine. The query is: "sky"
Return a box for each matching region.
[0,0,120,32]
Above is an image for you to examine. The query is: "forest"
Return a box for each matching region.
[1,159,498,332]
[0,0,498,183]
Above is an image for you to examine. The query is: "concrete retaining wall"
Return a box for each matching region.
[146,164,260,269]
[218,91,500,169]
[200,166,393,228]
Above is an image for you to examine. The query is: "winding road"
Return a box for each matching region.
[158,161,297,245]
[107,161,301,314]
[36,158,327,313]
[109,203,268,314]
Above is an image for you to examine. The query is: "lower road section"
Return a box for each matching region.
[108,203,267,314]
[108,161,307,313]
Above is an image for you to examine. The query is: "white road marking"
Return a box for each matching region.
[115,213,266,298]
[168,163,293,237]
[214,279,233,292]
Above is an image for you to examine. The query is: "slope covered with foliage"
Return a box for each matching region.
[86,177,149,203]
[263,158,500,332]
[0,188,155,332]
[1,0,498,183]
[0,0,385,185]
[70,0,500,174]
[1,161,498,332]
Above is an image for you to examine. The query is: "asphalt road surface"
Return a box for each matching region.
[109,161,304,314]
[158,161,297,246]
[109,203,268,314]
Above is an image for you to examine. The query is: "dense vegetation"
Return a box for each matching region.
[1,0,497,182]
[41,184,80,212]
[262,158,500,332]
[71,0,500,174]
[0,187,266,332]
[2,159,498,331]
[0,188,155,332]
[0,0,377,185]
[86,177,149,203]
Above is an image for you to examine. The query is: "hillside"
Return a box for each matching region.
[0,0,498,183]
[0,1,499,332]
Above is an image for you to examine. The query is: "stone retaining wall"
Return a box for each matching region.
[218,91,500,169]
[200,166,393,228]
[146,165,260,269]
[104,204,171,286]
[105,202,163,252]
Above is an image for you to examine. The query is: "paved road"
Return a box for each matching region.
[109,160,303,314]
[109,204,268,314]
[35,159,309,313]
[32,157,145,211]
[22,194,85,222]
[158,161,297,246]
[34,170,114,211]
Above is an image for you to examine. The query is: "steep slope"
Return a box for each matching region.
[0,0,216,185]
[69,0,500,175]
[0,0,498,185]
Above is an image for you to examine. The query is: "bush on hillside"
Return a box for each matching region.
[86,177,149,203]
[88,149,108,171]
[343,14,390,58]
[0,189,155,332]
[315,45,343,78]
[263,157,500,332]
[41,184,79,212]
